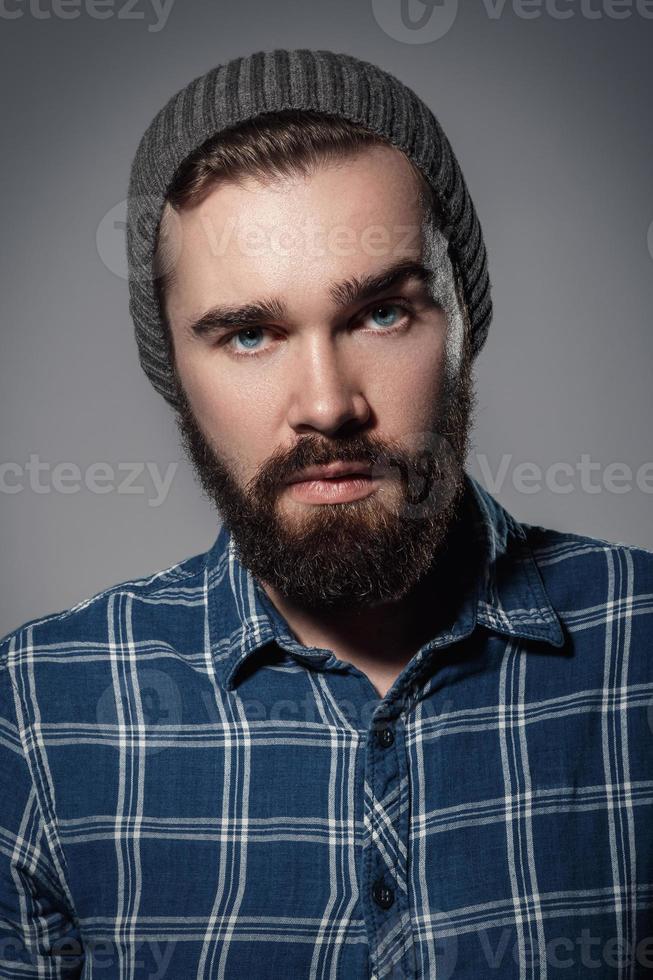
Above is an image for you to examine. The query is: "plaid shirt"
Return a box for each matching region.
[1,472,653,980]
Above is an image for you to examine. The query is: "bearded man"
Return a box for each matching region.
[1,48,652,980]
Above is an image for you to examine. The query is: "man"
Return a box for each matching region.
[1,48,652,980]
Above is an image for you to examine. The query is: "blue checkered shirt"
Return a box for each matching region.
[1,473,653,979]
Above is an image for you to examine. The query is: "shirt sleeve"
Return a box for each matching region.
[0,656,84,979]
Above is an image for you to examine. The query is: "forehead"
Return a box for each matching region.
[161,144,430,317]
[162,143,427,260]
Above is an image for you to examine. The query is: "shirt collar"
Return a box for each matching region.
[206,472,565,691]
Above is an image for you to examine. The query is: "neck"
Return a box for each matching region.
[259,546,454,699]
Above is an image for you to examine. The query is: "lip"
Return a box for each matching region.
[286,473,380,505]
[285,461,374,485]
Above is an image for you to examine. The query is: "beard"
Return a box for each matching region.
[171,334,476,613]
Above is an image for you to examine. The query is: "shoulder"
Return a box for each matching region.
[522,520,653,575]
[519,520,653,625]
[0,548,207,671]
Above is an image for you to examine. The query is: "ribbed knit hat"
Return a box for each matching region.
[126,48,491,411]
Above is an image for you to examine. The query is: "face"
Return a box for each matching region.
[162,143,476,611]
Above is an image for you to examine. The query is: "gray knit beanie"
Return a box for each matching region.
[126,48,491,411]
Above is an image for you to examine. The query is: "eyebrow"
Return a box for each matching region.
[184,257,436,338]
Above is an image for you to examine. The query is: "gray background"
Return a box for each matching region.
[1,0,651,639]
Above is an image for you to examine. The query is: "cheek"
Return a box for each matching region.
[368,329,447,428]
[178,356,279,471]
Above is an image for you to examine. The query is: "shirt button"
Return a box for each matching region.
[377,726,395,748]
[372,879,395,910]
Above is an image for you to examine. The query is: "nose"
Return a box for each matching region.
[285,334,370,437]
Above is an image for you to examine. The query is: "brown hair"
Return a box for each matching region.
[153,108,439,313]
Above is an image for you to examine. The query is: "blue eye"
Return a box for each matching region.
[365,302,411,330]
[230,327,266,352]
[369,304,400,327]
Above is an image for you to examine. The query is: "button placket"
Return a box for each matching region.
[362,714,417,979]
